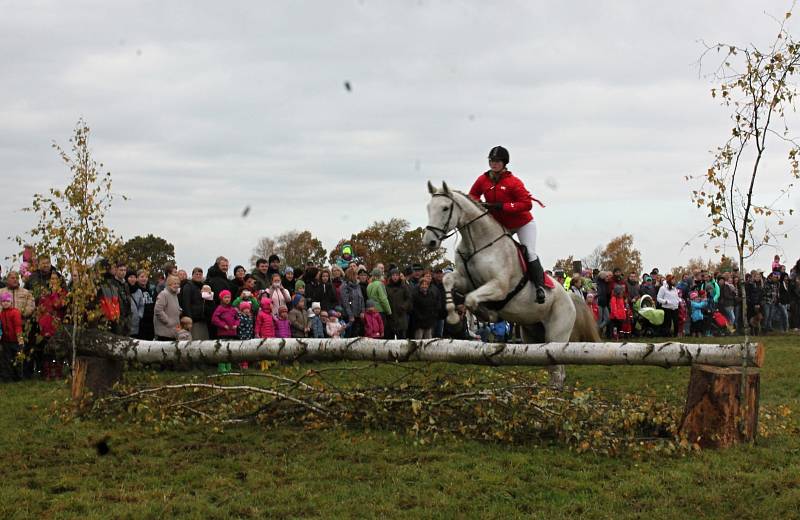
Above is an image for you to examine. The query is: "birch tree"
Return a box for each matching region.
[691,10,800,332]
[15,119,122,367]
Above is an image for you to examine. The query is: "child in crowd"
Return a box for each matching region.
[609,285,627,340]
[772,254,782,272]
[274,306,292,338]
[233,289,260,314]
[690,291,708,337]
[201,285,214,302]
[211,289,239,373]
[237,302,255,340]
[326,311,344,338]
[176,317,193,341]
[309,302,325,338]
[585,293,599,324]
[265,274,291,317]
[236,301,254,369]
[0,292,24,382]
[364,299,384,339]
[255,297,276,338]
[676,290,687,338]
[288,297,309,338]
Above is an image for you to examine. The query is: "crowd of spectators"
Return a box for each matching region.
[1,250,798,381]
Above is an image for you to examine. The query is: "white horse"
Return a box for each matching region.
[423,181,600,389]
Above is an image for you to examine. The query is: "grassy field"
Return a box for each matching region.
[1,335,798,519]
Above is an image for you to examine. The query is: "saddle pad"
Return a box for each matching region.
[512,238,554,289]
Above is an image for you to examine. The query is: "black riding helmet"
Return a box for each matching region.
[488,145,510,165]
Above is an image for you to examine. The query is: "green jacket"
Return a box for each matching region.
[366,280,392,315]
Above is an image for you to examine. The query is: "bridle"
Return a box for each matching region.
[425,191,516,291]
[425,192,490,242]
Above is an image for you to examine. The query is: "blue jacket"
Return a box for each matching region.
[690,299,708,322]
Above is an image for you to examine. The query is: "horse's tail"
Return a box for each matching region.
[569,292,601,343]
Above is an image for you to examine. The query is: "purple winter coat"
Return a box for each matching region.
[211,304,240,337]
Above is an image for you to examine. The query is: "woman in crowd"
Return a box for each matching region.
[341,265,365,337]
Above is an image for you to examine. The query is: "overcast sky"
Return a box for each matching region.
[2,1,799,275]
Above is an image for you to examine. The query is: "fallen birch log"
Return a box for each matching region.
[80,336,764,369]
[72,333,765,448]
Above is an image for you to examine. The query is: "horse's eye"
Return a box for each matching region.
[442,206,450,212]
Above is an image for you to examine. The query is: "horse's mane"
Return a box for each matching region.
[451,189,486,214]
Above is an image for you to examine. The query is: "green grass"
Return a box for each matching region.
[1,335,799,519]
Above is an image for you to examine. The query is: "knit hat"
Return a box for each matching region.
[689,291,699,299]
[284,266,294,274]
[295,280,305,290]
[260,296,271,309]
[201,285,212,293]
[278,305,288,313]
[358,268,368,275]
[219,289,231,300]
[389,267,399,275]
[0,293,11,303]
[268,254,280,264]
[371,268,382,278]
[311,301,321,311]
[366,299,377,309]
[239,301,252,312]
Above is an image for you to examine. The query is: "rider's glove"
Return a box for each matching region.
[483,202,503,211]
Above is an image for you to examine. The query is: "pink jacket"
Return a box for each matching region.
[211,304,240,337]
[274,317,291,338]
[263,285,291,317]
[255,309,276,338]
[364,309,384,338]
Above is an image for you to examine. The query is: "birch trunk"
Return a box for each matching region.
[82,336,764,369]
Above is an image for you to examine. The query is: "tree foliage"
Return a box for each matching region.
[599,234,643,275]
[120,234,175,277]
[329,218,447,269]
[669,255,739,278]
[251,231,326,269]
[552,255,575,274]
[15,119,122,365]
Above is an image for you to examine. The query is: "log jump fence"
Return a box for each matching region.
[73,336,765,449]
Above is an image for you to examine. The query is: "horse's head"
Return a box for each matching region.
[423,181,460,250]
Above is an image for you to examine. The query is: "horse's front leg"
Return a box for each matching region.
[443,271,468,325]
[463,280,507,315]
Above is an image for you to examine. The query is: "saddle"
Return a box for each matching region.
[482,240,554,311]
[511,239,555,289]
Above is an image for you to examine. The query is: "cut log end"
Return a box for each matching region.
[679,364,760,449]
[71,356,123,402]
[753,342,765,368]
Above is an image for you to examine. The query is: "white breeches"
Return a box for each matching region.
[512,220,538,262]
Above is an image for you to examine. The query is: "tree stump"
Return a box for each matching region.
[71,356,123,401]
[679,364,760,448]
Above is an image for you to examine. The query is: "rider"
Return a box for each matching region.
[468,145,547,304]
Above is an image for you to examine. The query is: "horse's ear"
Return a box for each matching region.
[427,180,437,195]
[442,181,451,194]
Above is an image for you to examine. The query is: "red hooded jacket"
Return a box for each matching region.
[468,170,540,230]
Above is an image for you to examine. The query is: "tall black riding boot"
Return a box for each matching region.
[527,258,546,304]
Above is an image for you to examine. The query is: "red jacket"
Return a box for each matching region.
[468,170,538,230]
[0,307,23,344]
[255,309,276,338]
[610,295,627,321]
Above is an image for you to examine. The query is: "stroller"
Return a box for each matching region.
[633,295,664,337]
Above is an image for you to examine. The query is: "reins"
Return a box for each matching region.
[425,192,516,291]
